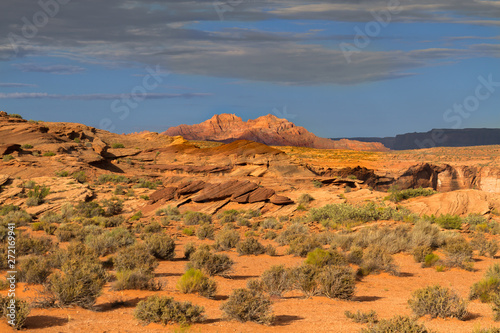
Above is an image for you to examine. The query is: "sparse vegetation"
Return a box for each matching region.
[386,186,436,203]
[221,288,274,325]
[134,296,205,325]
[177,268,217,298]
[408,285,468,320]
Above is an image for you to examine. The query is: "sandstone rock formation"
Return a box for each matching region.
[163,114,388,151]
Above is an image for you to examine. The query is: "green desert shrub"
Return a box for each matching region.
[142,221,162,233]
[183,211,211,225]
[443,236,474,270]
[144,233,176,260]
[361,315,432,333]
[412,245,433,263]
[347,246,364,265]
[435,214,463,230]
[305,248,347,267]
[217,209,240,224]
[214,228,240,251]
[55,223,82,242]
[114,244,158,274]
[220,288,274,325]
[16,234,53,256]
[134,296,205,325]
[101,198,123,216]
[183,242,196,259]
[47,244,107,308]
[0,296,30,329]
[470,233,499,258]
[408,285,468,320]
[72,171,87,183]
[17,255,52,284]
[177,268,217,298]
[345,309,378,324]
[260,218,282,230]
[492,293,500,321]
[85,227,135,256]
[260,265,292,297]
[470,264,500,302]
[97,173,129,184]
[26,185,50,206]
[360,245,399,276]
[297,193,315,205]
[385,187,436,203]
[196,223,215,240]
[113,270,161,291]
[289,264,321,297]
[111,143,125,148]
[237,238,265,256]
[287,235,322,257]
[155,206,181,219]
[318,265,356,300]
[73,201,105,218]
[187,245,234,276]
[276,223,309,245]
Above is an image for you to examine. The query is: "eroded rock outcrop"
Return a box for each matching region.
[163,114,388,151]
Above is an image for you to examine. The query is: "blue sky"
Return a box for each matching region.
[0,0,499,137]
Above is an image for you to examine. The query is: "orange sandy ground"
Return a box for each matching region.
[2,236,500,333]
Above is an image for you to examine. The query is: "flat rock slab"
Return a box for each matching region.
[233,187,275,203]
[149,187,177,203]
[193,180,256,203]
[270,195,294,205]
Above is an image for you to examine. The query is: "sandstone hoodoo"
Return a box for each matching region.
[163,114,388,151]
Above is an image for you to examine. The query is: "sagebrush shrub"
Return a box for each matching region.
[360,245,399,276]
[0,296,30,329]
[408,285,468,320]
[85,227,135,256]
[114,244,158,274]
[214,228,240,251]
[184,211,211,225]
[237,238,265,256]
[345,309,378,324]
[360,315,432,333]
[444,237,474,270]
[470,264,500,302]
[289,264,321,297]
[144,233,176,260]
[47,244,107,308]
[260,265,292,297]
[435,214,462,230]
[17,255,51,284]
[287,235,322,257]
[134,296,205,325]
[113,270,161,291]
[196,223,215,240]
[187,245,234,276]
[305,248,347,267]
[318,265,356,300]
[177,268,217,298]
[220,288,274,325]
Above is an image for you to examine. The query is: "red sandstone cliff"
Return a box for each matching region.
[162,114,388,151]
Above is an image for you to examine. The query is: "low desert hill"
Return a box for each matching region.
[163,113,388,151]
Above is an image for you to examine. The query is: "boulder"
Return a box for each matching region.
[270,195,294,205]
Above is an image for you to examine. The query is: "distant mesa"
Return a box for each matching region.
[162,114,388,151]
[333,128,500,150]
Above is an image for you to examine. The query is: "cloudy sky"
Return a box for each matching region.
[0,0,499,137]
